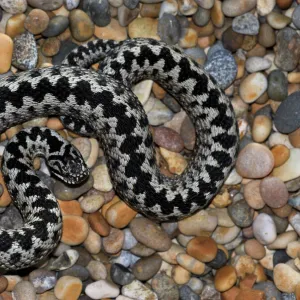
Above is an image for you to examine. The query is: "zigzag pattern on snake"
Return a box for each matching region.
[0,38,238,270]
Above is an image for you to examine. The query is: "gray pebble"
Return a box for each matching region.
[58,264,90,281]
[27,0,63,10]
[253,281,281,300]
[110,263,135,285]
[72,246,92,267]
[29,269,56,293]
[228,200,254,228]
[118,5,139,27]
[273,215,288,234]
[204,49,237,89]
[111,250,139,268]
[53,175,94,200]
[267,69,288,102]
[12,31,38,70]
[152,273,179,300]
[162,94,182,113]
[184,46,206,65]
[192,7,210,27]
[124,0,139,9]
[42,16,69,37]
[158,13,181,45]
[292,5,300,29]
[130,242,156,257]
[83,0,111,27]
[64,0,80,10]
[0,205,23,229]
[132,254,162,281]
[122,228,138,250]
[180,285,199,300]
[12,281,36,300]
[282,293,297,300]
[274,91,300,133]
[47,249,79,271]
[232,13,259,35]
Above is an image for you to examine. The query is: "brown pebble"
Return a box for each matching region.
[88,211,111,237]
[244,239,266,260]
[130,217,172,252]
[153,127,184,153]
[236,289,265,300]
[272,204,292,218]
[254,263,268,282]
[289,128,300,148]
[186,236,218,262]
[171,265,191,285]
[221,286,241,300]
[260,176,289,208]
[152,82,166,99]
[41,37,61,57]
[258,23,276,48]
[0,276,8,293]
[102,228,124,254]
[214,265,237,292]
[276,0,293,9]
[222,26,244,52]
[0,33,13,74]
[24,9,49,34]
[6,14,26,39]
[271,144,290,168]
[69,9,94,42]
[61,215,89,245]
[54,276,82,300]
[132,254,162,281]
[239,274,257,290]
[58,199,83,216]
[244,180,265,210]
[0,172,12,207]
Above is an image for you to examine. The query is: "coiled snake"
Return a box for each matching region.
[0,38,238,270]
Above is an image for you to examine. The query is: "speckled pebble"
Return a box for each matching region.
[274,263,300,293]
[228,200,254,227]
[0,0,27,14]
[232,13,259,35]
[180,285,199,300]
[12,31,37,70]
[111,263,135,286]
[12,281,36,300]
[64,0,80,10]
[122,279,158,300]
[151,273,179,300]
[29,269,56,293]
[24,9,49,35]
[204,49,237,89]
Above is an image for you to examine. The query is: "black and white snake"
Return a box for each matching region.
[0,38,238,270]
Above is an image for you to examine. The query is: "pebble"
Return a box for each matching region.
[214,265,237,292]
[83,228,101,254]
[178,210,218,235]
[204,49,237,89]
[257,0,275,16]
[69,9,94,42]
[64,0,80,10]
[24,9,49,35]
[91,164,113,192]
[253,213,277,245]
[273,249,291,266]
[206,248,228,269]
[83,0,111,27]
[122,228,138,250]
[41,37,61,57]
[58,264,90,281]
[158,243,185,264]
[0,33,13,74]
[12,281,36,300]
[176,253,205,275]
[12,31,37,70]
[147,96,174,125]
[88,211,111,236]
[130,218,171,251]
[292,5,300,29]
[58,199,82,217]
[222,27,244,52]
[172,265,191,285]
[5,13,26,39]
[86,260,107,281]
[0,276,8,293]
[102,227,124,254]
[179,285,199,300]
[267,69,288,102]
[287,240,300,258]
[186,236,218,262]
[271,144,290,168]
[42,15,69,37]
[275,28,300,71]
[274,263,300,293]
[52,40,78,65]
[110,263,135,286]
[274,91,300,134]
[212,225,241,244]
[244,180,265,210]
[228,200,254,228]
[244,239,266,260]
[258,23,276,48]
[128,17,159,40]
[105,198,138,228]
[49,249,79,271]
[29,269,56,293]
[267,11,291,29]
[53,174,94,200]
[222,0,256,17]
[232,13,259,35]
[132,254,162,281]
[111,250,139,268]
[239,73,268,103]
[245,57,272,73]
[94,18,127,40]
[192,7,210,27]
[272,149,300,181]
[54,276,82,300]
[254,281,281,300]
[61,215,89,245]
[152,274,179,299]
[0,0,27,14]
[122,280,158,300]
[85,280,120,299]
[260,176,289,208]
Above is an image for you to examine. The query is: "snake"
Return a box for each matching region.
[0,38,238,270]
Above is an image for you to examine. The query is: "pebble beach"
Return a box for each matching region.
[0,0,300,299]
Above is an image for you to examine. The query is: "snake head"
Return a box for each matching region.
[48,144,90,185]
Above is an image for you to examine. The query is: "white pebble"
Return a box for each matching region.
[253,213,277,245]
[85,280,120,299]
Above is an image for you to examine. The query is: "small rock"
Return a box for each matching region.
[177,253,205,275]
[54,276,82,300]
[253,213,277,245]
[0,0,27,14]
[257,0,276,16]
[274,263,300,293]
[102,227,124,254]
[58,265,90,282]
[222,0,256,17]
[244,239,266,260]
[258,23,276,48]
[64,0,80,10]
[172,265,191,285]
[212,225,241,244]
[42,15,69,37]
[24,9,49,35]
[267,12,291,29]
[151,273,179,300]
[86,260,107,281]
[132,254,162,281]
[122,280,158,300]
[122,228,138,250]
[245,57,272,73]
[232,13,259,35]
[27,0,63,10]
[206,249,228,269]
[118,5,139,27]
[214,265,237,292]
[88,211,111,236]
[179,285,199,300]
[111,263,135,286]
[192,7,210,27]
[83,228,101,254]
[130,217,172,251]
[12,281,36,300]
[128,17,159,39]
[85,280,119,299]
[49,249,79,271]
[228,200,254,228]
[267,69,288,102]
[292,5,300,29]
[29,269,56,293]
[91,164,113,192]
[69,9,94,42]
[12,31,37,70]
[94,18,127,41]
[83,0,111,27]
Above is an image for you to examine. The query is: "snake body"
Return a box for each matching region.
[0,38,238,270]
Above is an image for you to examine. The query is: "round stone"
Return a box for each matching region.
[228,200,254,228]
[110,263,135,286]
[130,218,172,251]
[27,0,63,10]
[64,0,80,10]
[245,57,272,73]
[244,180,265,210]
[102,228,124,254]
[244,239,266,260]
[157,13,181,45]
[192,7,210,27]
[222,26,244,52]
[176,253,205,275]
[214,266,237,292]
[151,273,179,300]
[83,0,111,27]
[29,269,56,293]
[236,143,274,178]
[292,5,300,29]
[258,23,276,48]
[85,280,120,299]
[132,254,162,281]
[12,281,36,300]
[232,13,259,35]
[222,0,256,17]
[0,0,27,14]
[24,9,49,35]
[54,276,82,300]
[274,264,300,293]
[179,285,200,300]
[206,249,228,269]
[0,33,13,74]
[118,5,139,27]
[86,260,107,281]
[260,176,289,208]
[271,144,290,168]
[41,37,61,57]
[267,70,288,102]
[257,0,275,16]
[252,115,272,143]
[83,228,101,254]
[239,73,268,103]
[58,265,90,282]
[69,9,94,42]
[253,213,277,245]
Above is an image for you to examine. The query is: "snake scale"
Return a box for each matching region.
[0,38,238,270]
